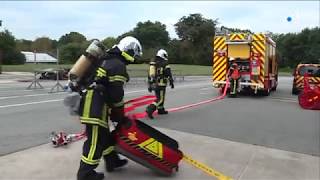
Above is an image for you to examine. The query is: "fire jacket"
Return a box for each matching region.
[149,56,173,87]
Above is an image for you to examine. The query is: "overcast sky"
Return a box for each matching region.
[0,1,319,41]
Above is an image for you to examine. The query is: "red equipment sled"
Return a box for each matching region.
[113,117,183,176]
[298,74,320,110]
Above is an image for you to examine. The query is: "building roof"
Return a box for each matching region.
[21,51,57,63]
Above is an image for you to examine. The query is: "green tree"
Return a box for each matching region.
[174,13,217,65]
[58,32,87,45]
[0,30,25,65]
[274,27,320,68]
[102,37,117,49]
[31,37,53,53]
[117,21,170,61]
[133,21,169,48]
[16,39,33,52]
[57,32,88,64]
[168,39,192,64]
[59,42,89,64]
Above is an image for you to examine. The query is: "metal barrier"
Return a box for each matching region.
[49,69,65,93]
[26,68,65,93]
[26,70,44,90]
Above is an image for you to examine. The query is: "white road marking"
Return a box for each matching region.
[0,89,147,100]
[0,92,65,100]
[0,88,51,93]
[0,99,63,108]
[0,90,147,109]
[0,83,212,109]
[270,97,297,103]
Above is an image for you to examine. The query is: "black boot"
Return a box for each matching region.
[77,172,104,180]
[157,108,168,115]
[77,162,104,180]
[104,152,128,172]
[146,104,156,119]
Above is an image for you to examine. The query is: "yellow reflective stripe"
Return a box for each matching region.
[165,65,170,68]
[83,90,93,118]
[121,51,134,62]
[109,79,126,83]
[80,117,108,128]
[88,125,98,161]
[102,146,115,156]
[230,80,236,94]
[113,100,124,107]
[98,67,106,74]
[96,68,106,78]
[109,75,128,82]
[81,156,100,165]
[157,90,165,107]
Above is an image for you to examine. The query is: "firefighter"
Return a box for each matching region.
[146,49,174,119]
[74,36,143,180]
[228,60,240,97]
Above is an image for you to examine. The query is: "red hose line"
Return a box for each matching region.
[130,79,230,119]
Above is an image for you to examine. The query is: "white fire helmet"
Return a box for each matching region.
[116,36,143,63]
[156,49,168,61]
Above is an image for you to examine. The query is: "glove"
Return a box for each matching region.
[66,80,79,92]
[85,40,106,59]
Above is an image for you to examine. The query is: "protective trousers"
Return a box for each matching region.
[77,89,119,180]
[77,124,116,179]
[146,87,167,118]
[229,78,239,97]
[155,87,166,110]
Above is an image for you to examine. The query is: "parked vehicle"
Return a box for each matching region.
[292,64,320,95]
[39,68,70,80]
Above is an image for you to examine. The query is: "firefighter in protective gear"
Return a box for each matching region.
[146,49,174,119]
[228,61,240,97]
[76,36,142,180]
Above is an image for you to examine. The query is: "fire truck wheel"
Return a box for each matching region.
[292,87,300,95]
[259,88,270,96]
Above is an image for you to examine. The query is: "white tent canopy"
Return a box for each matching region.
[21,51,57,63]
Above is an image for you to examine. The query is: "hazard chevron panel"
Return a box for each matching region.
[213,36,227,81]
[295,76,320,88]
[251,33,266,86]
[229,33,246,41]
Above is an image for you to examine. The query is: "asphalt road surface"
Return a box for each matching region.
[0,76,319,156]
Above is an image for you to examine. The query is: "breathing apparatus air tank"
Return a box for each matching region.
[68,40,106,82]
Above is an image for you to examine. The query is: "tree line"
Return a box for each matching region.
[0,13,319,68]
